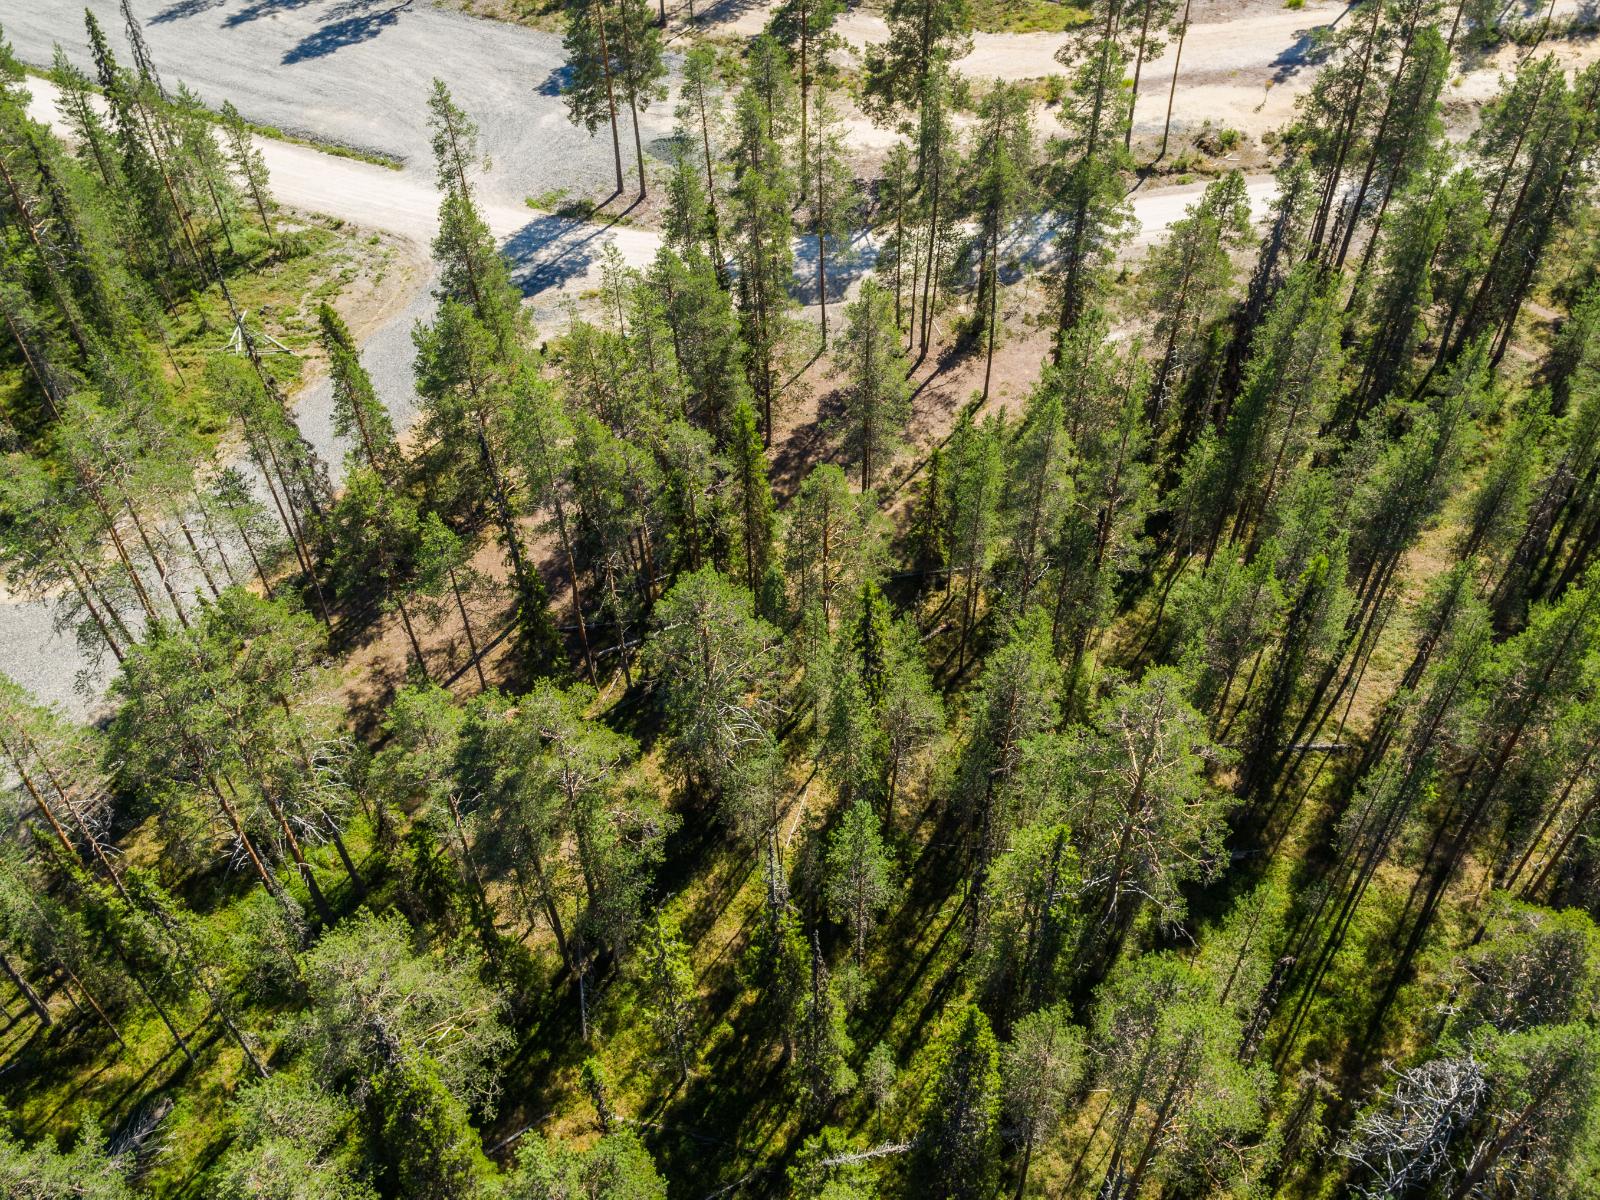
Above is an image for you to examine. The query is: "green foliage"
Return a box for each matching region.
[372,1057,493,1200]
[825,800,897,965]
[794,934,857,1113]
[636,908,697,1080]
[502,1129,667,1199]
[19,9,1600,1199]
[834,279,911,490]
[216,1075,375,1200]
[910,1004,1002,1200]
[646,566,781,791]
[299,908,512,1108]
[0,1119,134,1200]
[789,1126,879,1199]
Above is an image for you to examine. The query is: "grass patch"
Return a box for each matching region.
[526,189,637,226]
[443,0,567,32]
[161,219,392,435]
[221,117,403,171]
[968,0,1091,34]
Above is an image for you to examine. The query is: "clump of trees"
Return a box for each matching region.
[9,1,1600,1197]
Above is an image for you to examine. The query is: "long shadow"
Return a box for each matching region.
[224,0,319,28]
[790,233,875,307]
[769,393,836,493]
[689,0,768,27]
[1270,6,1353,84]
[504,213,629,297]
[151,0,228,23]
[282,0,415,63]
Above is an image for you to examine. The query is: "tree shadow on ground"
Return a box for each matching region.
[150,0,228,23]
[281,0,415,64]
[504,213,634,297]
[224,0,319,29]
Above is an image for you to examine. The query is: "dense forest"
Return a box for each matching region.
[3,0,1600,1195]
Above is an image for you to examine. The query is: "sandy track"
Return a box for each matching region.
[694,0,1599,144]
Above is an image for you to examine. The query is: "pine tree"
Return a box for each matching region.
[1048,0,1137,338]
[727,397,777,598]
[1071,667,1231,956]
[562,0,627,196]
[835,278,911,490]
[1140,170,1251,437]
[910,447,950,583]
[1001,371,1072,609]
[945,410,1005,670]
[426,80,522,346]
[956,611,1061,930]
[218,100,274,241]
[825,799,896,966]
[806,85,854,345]
[770,0,843,205]
[649,246,750,434]
[964,81,1033,400]
[674,45,727,268]
[612,0,668,197]
[1121,0,1180,152]
[504,1129,667,1199]
[910,1004,1002,1200]
[637,907,697,1080]
[910,64,960,364]
[878,140,916,330]
[731,71,798,442]
[414,300,561,678]
[645,566,781,791]
[793,932,856,1113]
[862,0,973,116]
[372,1058,493,1200]
[785,464,878,630]
[318,302,399,483]
[1001,1004,1086,1199]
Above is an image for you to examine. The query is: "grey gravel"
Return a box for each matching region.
[6,0,678,204]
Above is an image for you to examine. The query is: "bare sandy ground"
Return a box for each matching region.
[694,0,1599,146]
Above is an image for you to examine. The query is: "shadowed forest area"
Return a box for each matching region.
[4,0,1600,1197]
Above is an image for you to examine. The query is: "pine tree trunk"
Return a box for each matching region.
[1159,0,1191,161]
[0,949,50,1027]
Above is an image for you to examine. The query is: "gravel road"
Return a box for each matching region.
[6,0,680,203]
